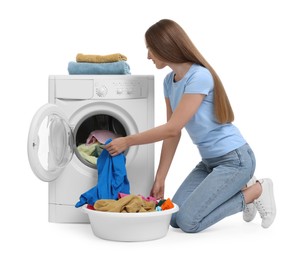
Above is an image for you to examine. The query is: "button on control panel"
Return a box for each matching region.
[94,79,148,99]
[95,85,108,97]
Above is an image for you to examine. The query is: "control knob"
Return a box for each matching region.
[96,85,108,97]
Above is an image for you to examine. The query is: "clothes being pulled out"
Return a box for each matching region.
[68,61,131,75]
[76,53,127,63]
[86,130,120,145]
[93,194,156,213]
[77,142,104,165]
[75,138,130,208]
[77,130,120,165]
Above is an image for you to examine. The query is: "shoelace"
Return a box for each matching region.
[244,204,252,213]
[255,201,267,217]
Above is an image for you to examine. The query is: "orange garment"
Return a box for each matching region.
[161,198,174,210]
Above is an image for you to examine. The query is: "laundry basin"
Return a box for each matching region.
[82,204,179,241]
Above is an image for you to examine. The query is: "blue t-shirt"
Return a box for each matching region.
[164,64,246,159]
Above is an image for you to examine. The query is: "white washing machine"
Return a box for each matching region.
[28,75,154,223]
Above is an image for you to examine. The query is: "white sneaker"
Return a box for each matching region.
[254,178,276,228]
[243,176,257,222]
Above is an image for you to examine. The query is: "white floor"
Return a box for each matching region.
[2,175,303,260]
[3,213,300,259]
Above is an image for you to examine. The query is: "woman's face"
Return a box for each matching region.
[147,48,167,69]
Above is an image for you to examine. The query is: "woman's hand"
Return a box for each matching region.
[150,178,165,200]
[104,137,129,156]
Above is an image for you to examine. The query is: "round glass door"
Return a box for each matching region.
[28,104,74,181]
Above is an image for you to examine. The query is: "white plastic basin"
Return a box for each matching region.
[82,204,179,241]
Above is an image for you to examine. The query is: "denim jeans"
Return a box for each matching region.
[170,143,256,233]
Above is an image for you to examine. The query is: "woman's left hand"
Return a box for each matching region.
[104,137,129,156]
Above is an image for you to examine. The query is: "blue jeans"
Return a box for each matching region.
[170,143,256,233]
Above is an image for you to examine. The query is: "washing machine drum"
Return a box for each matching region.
[74,113,127,168]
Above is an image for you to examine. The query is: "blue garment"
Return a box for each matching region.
[170,143,256,233]
[75,139,130,208]
[68,61,131,75]
[164,63,246,159]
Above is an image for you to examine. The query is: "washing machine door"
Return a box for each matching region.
[28,104,74,182]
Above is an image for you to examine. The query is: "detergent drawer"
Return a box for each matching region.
[55,79,94,99]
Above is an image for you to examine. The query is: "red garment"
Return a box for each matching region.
[87,204,95,210]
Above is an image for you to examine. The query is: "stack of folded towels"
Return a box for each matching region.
[68,53,131,75]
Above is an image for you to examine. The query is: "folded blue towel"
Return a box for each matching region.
[68,61,131,75]
[75,139,130,208]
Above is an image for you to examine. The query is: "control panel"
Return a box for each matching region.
[94,79,148,99]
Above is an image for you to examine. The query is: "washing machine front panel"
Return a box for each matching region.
[46,75,154,223]
[51,75,154,170]
[28,104,74,182]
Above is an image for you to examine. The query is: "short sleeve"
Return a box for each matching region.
[184,67,214,95]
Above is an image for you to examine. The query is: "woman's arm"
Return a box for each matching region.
[105,93,205,155]
[150,98,181,199]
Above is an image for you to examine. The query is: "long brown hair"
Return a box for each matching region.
[145,19,234,124]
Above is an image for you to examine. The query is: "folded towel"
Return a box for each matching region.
[76,53,127,63]
[68,61,131,75]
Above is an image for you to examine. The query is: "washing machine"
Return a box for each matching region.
[28,75,154,223]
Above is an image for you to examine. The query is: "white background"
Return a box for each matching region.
[1,0,305,259]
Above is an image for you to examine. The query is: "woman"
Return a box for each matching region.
[105,19,276,233]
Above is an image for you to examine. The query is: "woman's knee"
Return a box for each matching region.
[170,213,179,228]
[175,208,201,233]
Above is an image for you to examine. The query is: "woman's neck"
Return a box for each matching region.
[171,62,193,82]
